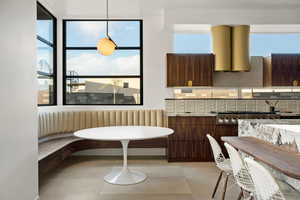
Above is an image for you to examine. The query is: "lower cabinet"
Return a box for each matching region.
[215,124,238,158]
[167,116,216,162]
[168,140,213,162]
[167,116,238,162]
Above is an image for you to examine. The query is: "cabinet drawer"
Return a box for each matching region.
[168,116,216,126]
[169,125,215,141]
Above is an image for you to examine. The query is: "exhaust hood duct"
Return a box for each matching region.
[211,25,232,71]
[232,25,251,71]
[211,25,251,72]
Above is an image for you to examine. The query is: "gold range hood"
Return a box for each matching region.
[211,25,251,72]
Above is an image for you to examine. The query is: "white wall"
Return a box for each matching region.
[0,0,38,200]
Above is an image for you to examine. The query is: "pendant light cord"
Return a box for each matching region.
[106,0,109,37]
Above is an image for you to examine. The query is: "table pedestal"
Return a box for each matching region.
[104,140,147,185]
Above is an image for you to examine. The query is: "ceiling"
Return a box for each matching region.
[42,0,300,25]
[44,0,300,16]
[46,0,300,9]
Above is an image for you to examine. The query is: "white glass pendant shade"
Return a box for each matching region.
[97,37,116,56]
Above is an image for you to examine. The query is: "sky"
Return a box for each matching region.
[174,33,300,56]
[65,21,141,76]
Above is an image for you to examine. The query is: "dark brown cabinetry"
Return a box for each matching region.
[167,116,216,162]
[215,124,238,157]
[264,54,300,86]
[167,116,238,162]
[167,54,214,87]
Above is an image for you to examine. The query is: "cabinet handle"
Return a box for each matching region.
[187,80,193,86]
[293,80,298,86]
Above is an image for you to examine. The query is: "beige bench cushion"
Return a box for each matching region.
[38,109,167,138]
[38,136,82,161]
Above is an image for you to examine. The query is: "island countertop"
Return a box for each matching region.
[238,119,300,191]
[239,119,300,147]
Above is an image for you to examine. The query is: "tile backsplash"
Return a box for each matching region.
[165,99,300,114]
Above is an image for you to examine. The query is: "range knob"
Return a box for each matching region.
[224,118,229,123]
[231,118,237,124]
[218,118,224,124]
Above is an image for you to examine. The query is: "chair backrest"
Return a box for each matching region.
[244,158,286,200]
[206,134,225,165]
[225,143,254,192]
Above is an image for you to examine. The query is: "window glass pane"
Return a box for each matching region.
[37,20,53,42]
[37,40,53,74]
[66,21,106,47]
[37,4,53,42]
[108,21,140,46]
[66,21,140,47]
[66,78,141,104]
[66,50,140,76]
[38,77,54,105]
[250,34,300,56]
[37,3,56,106]
[174,33,211,53]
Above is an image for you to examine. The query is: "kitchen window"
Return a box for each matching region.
[37,2,57,106]
[63,20,143,105]
[173,33,211,53]
[250,33,300,56]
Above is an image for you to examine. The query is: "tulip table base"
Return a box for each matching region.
[74,126,174,185]
[104,140,147,185]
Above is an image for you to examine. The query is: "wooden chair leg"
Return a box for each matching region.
[237,188,243,200]
[221,173,229,200]
[212,171,223,199]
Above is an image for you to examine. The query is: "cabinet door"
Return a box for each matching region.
[168,116,215,141]
[167,140,213,162]
[215,125,238,157]
[167,116,216,161]
[167,54,214,87]
[272,54,300,86]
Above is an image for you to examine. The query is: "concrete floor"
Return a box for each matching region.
[39,156,240,200]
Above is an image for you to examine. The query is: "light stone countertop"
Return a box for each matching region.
[238,119,300,191]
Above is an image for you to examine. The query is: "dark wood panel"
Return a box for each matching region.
[168,116,216,126]
[167,116,216,162]
[271,54,300,86]
[215,125,238,157]
[167,140,213,162]
[222,136,300,180]
[168,116,215,141]
[167,54,214,87]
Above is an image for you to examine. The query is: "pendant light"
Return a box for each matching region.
[97,0,117,56]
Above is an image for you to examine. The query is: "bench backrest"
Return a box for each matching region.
[38,109,167,138]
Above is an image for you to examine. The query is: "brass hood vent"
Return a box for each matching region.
[211,25,251,72]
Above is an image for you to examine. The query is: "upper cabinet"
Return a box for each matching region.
[167,53,214,87]
[264,54,300,86]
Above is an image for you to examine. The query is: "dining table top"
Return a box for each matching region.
[74,126,174,141]
[222,136,300,180]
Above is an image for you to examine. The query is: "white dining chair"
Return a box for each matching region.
[207,134,232,200]
[224,143,255,200]
[245,158,300,200]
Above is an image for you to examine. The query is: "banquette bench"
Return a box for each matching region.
[38,109,167,176]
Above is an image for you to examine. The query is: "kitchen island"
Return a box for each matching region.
[239,119,300,191]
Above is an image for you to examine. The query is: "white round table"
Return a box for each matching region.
[74,126,174,185]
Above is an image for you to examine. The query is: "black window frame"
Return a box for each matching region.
[62,19,143,106]
[37,1,57,106]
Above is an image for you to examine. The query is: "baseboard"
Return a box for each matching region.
[72,148,166,156]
